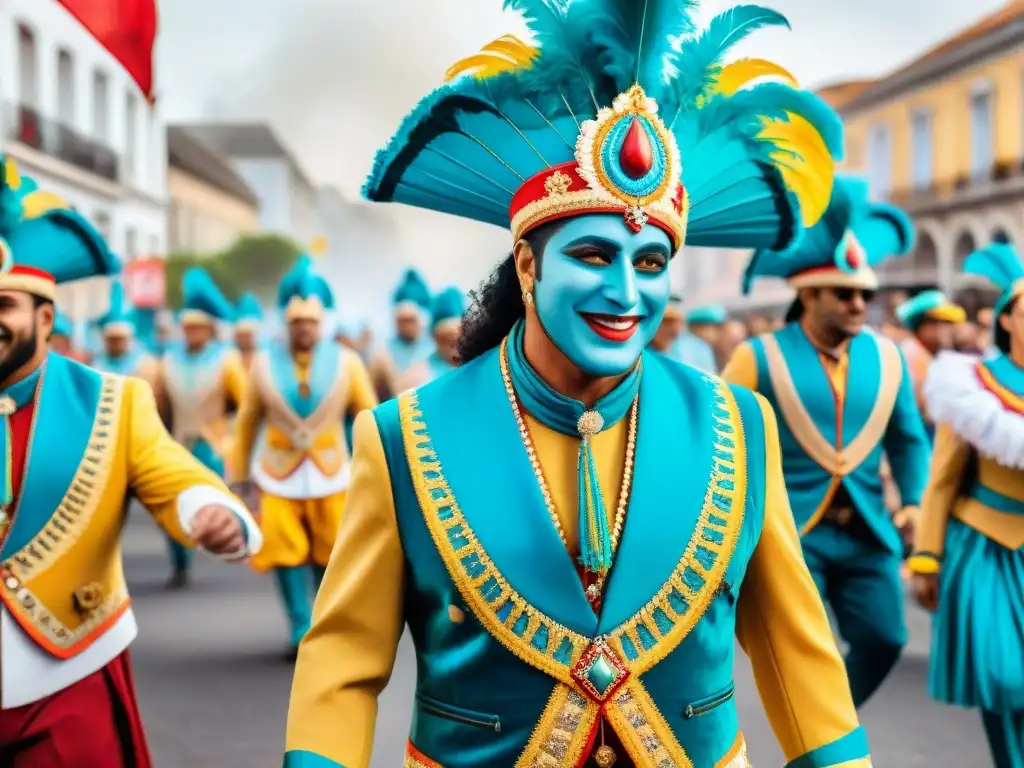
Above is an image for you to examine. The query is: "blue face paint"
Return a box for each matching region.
[534,214,672,377]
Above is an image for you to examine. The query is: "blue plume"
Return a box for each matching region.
[965,243,1024,297]
[234,291,263,321]
[52,310,74,337]
[277,257,335,311]
[393,268,433,308]
[0,159,22,236]
[181,267,233,320]
[432,286,466,326]
[855,202,915,266]
[667,5,790,106]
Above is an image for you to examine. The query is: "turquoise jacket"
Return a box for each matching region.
[284,348,869,768]
[747,323,930,554]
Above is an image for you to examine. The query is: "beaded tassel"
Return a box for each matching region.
[577,410,612,574]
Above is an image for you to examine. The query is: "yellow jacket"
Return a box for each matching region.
[0,355,260,707]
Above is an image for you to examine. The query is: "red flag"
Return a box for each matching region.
[56,0,158,101]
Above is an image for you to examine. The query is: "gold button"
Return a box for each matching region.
[0,396,15,416]
[447,605,465,624]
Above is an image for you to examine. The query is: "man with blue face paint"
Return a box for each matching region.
[282,1,873,766]
[723,176,931,709]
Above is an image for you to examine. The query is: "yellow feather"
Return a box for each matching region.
[20,190,70,219]
[3,157,21,191]
[712,58,798,95]
[759,114,834,226]
[445,34,538,82]
[308,234,328,256]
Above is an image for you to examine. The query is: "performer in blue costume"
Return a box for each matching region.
[158,268,247,588]
[911,242,1024,768]
[283,2,872,766]
[368,268,433,400]
[895,290,965,441]
[675,304,726,372]
[48,309,82,360]
[92,280,161,389]
[648,293,685,358]
[722,175,931,708]
[399,285,466,389]
[234,291,264,373]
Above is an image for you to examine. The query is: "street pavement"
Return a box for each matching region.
[123,513,992,768]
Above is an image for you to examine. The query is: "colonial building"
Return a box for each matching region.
[0,0,168,326]
[166,126,260,254]
[171,122,321,248]
[827,1,1024,309]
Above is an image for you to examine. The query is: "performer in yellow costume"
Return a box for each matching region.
[368,268,433,401]
[911,242,1024,767]
[283,1,871,766]
[157,267,247,588]
[233,257,377,656]
[234,291,264,372]
[0,158,262,766]
[91,279,161,394]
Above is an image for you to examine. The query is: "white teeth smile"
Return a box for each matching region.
[589,316,638,330]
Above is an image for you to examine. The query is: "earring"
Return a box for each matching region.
[522,289,535,307]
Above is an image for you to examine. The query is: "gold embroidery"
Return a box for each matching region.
[544,171,572,196]
[399,370,748,763]
[72,582,104,613]
[5,375,122,583]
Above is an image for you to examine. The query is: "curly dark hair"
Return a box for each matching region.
[458,220,563,363]
[995,296,1017,354]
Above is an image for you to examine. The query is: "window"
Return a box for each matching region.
[92,211,111,241]
[56,49,75,124]
[125,228,138,260]
[91,70,109,141]
[970,86,994,177]
[149,234,160,257]
[124,92,138,183]
[867,123,892,199]
[17,24,38,108]
[911,109,933,190]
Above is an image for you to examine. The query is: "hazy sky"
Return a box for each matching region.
[153,0,1007,297]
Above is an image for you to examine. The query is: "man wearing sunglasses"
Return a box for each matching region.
[723,176,931,709]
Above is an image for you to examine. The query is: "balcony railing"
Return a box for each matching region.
[2,101,119,183]
[887,159,1024,213]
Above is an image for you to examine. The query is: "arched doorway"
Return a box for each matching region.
[953,230,977,272]
[993,227,1012,244]
[914,231,939,272]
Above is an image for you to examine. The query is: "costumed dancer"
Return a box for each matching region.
[910,242,1024,768]
[671,306,719,372]
[0,158,262,767]
[895,290,965,441]
[283,2,872,766]
[397,285,466,390]
[683,303,727,371]
[722,175,931,708]
[49,310,85,362]
[232,257,377,657]
[368,268,433,401]
[158,268,247,588]
[648,293,685,357]
[91,280,161,394]
[234,291,265,372]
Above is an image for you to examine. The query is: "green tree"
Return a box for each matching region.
[163,234,303,308]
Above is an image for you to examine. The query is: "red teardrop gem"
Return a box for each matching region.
[846,240,862,269]
[619,117,654,180]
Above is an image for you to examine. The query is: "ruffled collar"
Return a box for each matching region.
[924,352,1024,468]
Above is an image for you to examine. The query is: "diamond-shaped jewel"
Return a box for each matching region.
[571,638,629,702]
[624,206,648,233]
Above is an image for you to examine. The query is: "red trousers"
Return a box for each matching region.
[0,650,152,767]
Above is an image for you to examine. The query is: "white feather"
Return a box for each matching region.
[924,351,1024,469]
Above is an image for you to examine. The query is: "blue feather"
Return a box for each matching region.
[667,5,790,106]
[582,0,699,99]
[965,244,1024,294]
[182,267,233,320]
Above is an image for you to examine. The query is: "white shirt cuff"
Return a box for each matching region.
[176,484,264,560]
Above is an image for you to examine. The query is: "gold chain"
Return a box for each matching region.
[498,339,637,599]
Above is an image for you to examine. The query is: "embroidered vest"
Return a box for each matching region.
[751,325,903,549]
[163,345,233,452]
[0,355,128,659]
[376,348,767,767]
[251,343,350,480]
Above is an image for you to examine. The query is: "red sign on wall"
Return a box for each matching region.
[123,258,165,308]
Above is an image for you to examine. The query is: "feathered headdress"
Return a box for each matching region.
[741,174,914,293]
[687,304,727,325]
[52,310,74,338]
[0,157,119,299]
[180,267,234,325]
[96,280,138,337]
[895,290,965,329]
[277,256,335,322]
[234,291,264,328]
[364,0,843,253]
[965,243,1024,317]
[392,268,433,314]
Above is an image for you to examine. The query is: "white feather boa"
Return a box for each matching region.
[924,351,1024,469]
